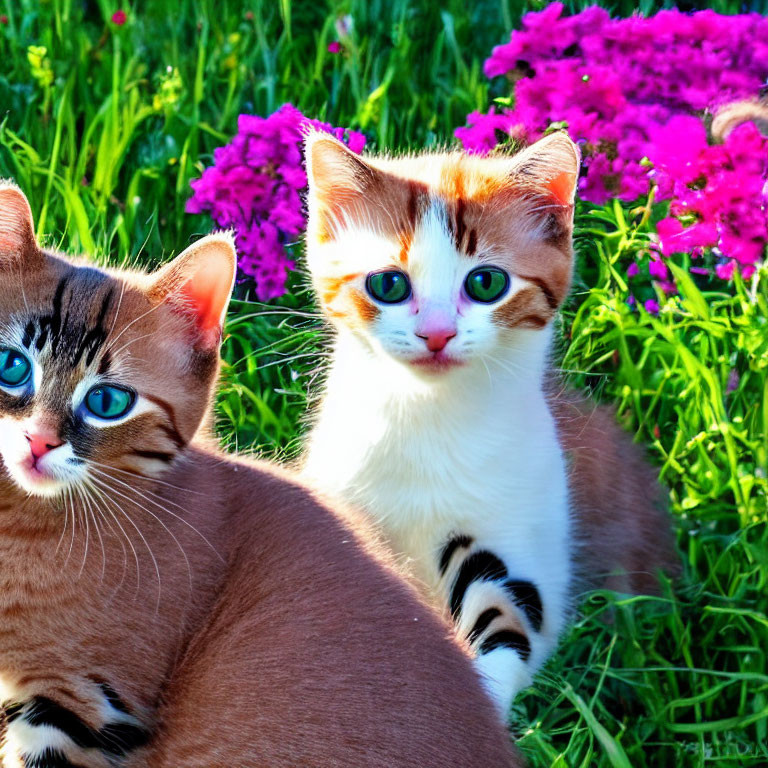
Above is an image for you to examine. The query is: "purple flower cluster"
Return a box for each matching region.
[457,3,768,281]
[187,104,366,300]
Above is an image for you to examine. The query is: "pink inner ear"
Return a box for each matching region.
[545,171,577,206]
[177,259,231,341]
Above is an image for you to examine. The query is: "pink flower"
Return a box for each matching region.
[327,41,341,54]
[627,262,640,278]
[186,104,366,301]
[715,261,736,280]
[644,298,660,315]
[648,259,669,281]
[111,9,127,25]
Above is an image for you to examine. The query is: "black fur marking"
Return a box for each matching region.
[97,350,112,376]
[73,288,114,368]
[467,607,502,645]
[97,682,130,715]
[454,198,468,252]
[504,579,544,632]
[131,449,175,463]
[5,701,24,723]
[36,277,68,353]
[158,423,186,448]
[450,550,508,617]
[479,629,532,660]
[21,696,149,757]
[438,534,474,576]
[466,228,478,256]
[22,321,35,348]
[22,749,87,768]
[97,721,151,755]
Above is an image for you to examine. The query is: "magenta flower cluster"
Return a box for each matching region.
[457,4,768,282]
[652,119,768,281]
[187,104,366,300]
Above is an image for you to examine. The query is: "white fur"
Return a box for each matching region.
[303,208,572,716]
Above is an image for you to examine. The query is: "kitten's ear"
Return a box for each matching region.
[508,132,581,207]
[0,182,41,268]
[305,132,389,242]
[149,233,237,350]
[305,131,375,203]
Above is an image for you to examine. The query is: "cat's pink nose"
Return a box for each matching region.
[25,431,64,460]
[416,330,457,353]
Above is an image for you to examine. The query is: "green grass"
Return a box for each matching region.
[1,1,766,766]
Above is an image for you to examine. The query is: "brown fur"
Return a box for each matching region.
[551,389,679,594]
[0,184,520,767]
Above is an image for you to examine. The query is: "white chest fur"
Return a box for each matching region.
[303,328,572,632]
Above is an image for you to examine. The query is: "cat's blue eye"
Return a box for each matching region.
[464,267,510,304]
[366,270,412,304]
[85,385,136,421]
[0,348,32,388]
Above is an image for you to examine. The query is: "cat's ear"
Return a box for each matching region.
[305,131,376,201]
[507,132,581,208]
[0,182,42,268]
[149,233,237,350]
[305,131,386,239]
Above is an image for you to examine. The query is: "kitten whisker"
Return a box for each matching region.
[86,462,221,559]
[65,485,78,567]
[80,482,107,584]
[78,483,91,579]
[89,476,150,601]
[85,478,131,592]
[109,329,164,360]
[89,473,170,611]
[89,467,200,589]
[85,461,208,497]
[107,281,127,341]
[105,295,165,352]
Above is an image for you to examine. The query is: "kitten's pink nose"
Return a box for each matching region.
[416,329,457,353]
[25,431,64,460]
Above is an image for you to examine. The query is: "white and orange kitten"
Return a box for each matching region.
[301,131,676,715]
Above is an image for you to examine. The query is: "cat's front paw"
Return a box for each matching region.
[1,683,149,768]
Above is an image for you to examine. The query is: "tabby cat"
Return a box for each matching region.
[301,131,677,715]
[0,183,521,768]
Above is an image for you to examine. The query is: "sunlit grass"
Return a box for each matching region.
[0,1,765,765]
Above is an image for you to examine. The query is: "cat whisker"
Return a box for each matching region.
[253,351,332,372]
[56,487,71,556]
[89,472,186,607]
[65,485,78,568]
[108,327,167,361]
[89,475,157,605]
[77,483,91,579]
[107,281,127,341]
[105,294,165,352]
[85,478,131,592]
[80,482,107,584]
[89,466,199,582]
[85,461,208,497]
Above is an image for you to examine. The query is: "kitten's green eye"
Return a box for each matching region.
[366,270,412,304]
[464,267,510,303]
[0,348,32,388]
[85,385,136,421]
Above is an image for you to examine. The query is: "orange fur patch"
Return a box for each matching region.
[350,291,380,323]
[492,286,553,330]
